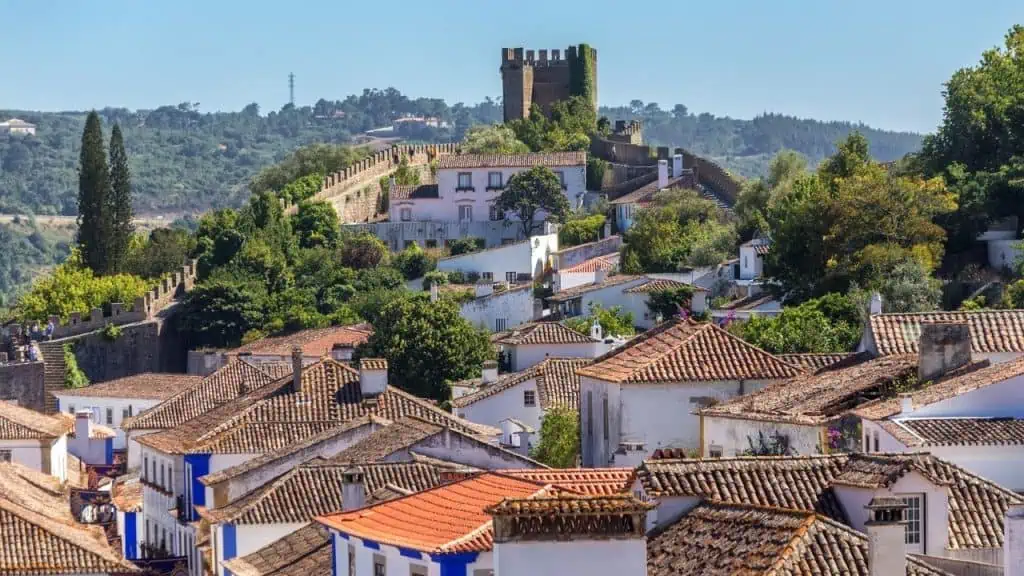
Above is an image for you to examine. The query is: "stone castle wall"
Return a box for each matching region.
[500,46,595,122]
[0,360,45,412]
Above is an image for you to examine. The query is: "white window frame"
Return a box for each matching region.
[488,171,503,188]
[400,207,412,221]
[524,390,536,407]
[480,272,493,281]
[0,450,11,463]
[457,172,472,189]
[106,407,114,425]
[899,493,924,552]
[495,318,508,332]
[505,272,517,283]
[459,205,473,222]
[489,205,504,221]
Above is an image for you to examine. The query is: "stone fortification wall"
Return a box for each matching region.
[310,143,459,223]
[0,359,45,412]
[551,236,622,270]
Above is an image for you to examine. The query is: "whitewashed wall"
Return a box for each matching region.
[460,288,537,333]
[701,416,823,457]
[0,438,46,473]
[494,539,647,576]
[508,342,602,372]
[56,395,164,449]
[457,377,542,433]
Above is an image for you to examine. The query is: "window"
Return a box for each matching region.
[426,239,437,249]
[586,391,593,437]
[743,256,749,269]
[901,494,924,546]
[495,318,508,332]
[489,204,504,221]
[457,172,472,189]
[122,407,131,421]
[488,171,503,188]
[0,450,11,463]
[873,431,879,452]
[459,205,473,222]
[106,407,114,425]
[348,545,355,576]
[523,390,536,407]
[603,396,609,440]
[373,554,386,576]
[159,463,165,489]
[400,207,412,221]
[143,456,148,481]
[555,171,566,187]
[68,404,75,414]
[709,445,723,458]
[864,432,871,453]
[410,565,428,576]
[480,272,494,281]
[505,271,517,283]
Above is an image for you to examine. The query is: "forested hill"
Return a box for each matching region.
[0,90,921,216]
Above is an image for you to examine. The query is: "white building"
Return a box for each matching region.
[452,357,592,441]
[738,237,770,280]
[858,299,1024,365]
[610,155,695,232]
[553,252,620,293]
[0,400,70,481]
[0,118,36,136]
[66,409,117,465]
[436,233,559,283]
[578,318,804,467]
[54,372,204,450]
[389,152,586,224]
[443,282,538,334]
[977,217,1022,271]
[492,321,617,372]
[548,274,708,330]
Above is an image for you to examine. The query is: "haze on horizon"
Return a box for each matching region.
[2,0,1023,134]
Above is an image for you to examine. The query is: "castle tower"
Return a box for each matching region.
[501,44,597,122]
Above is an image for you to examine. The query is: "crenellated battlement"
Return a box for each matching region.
[10,259,200,341]
[501,47,575,67]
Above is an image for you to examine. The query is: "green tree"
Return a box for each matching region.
[341,233,389,269]
[728,294,862,354]
[646,285,697,320]
[854,258,942,313]
[735,150,806,239]
[15,255,149,322]
[279,173,324,205]
[496,166,571,237]
[530,407,579,468]
[559,214,605,247]
[392,243,436,280]
[126,228,196,279]
[1007,280,1024,308]
[107,124,134,273]
[358,296,493,402]
[447,237,484,256]
[76,111,111,274]
[178,273,268,349]
[63,344,89,389]
[292,200,339,249]
[462,125,530,154]
[565,303,635,337]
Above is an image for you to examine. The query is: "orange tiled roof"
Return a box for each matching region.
[55,372,204,400]
[222,523,331,576]
[437,151,585,170]
[886,417,1024,447]
[622,277,703,294]
[451,358,591,411]
[576,318,803,383]
[777,353,859,372]
[316,473,547,554]
[486,493,652,517]
[868,310,1024,355]
[390,184,439,201]
[0,400,70,440]
[232,324,373,357]
[561,253,620,274]
[502,468,634,496]
[493,322,597,346]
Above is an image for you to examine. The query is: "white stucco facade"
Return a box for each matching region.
[505,341,606,372]
[700,415,824,457]
[333,531,492,576]
[557,278,708,330]
[437,233,559,282]
[55,395,163,450]
[459,287,537,334]
[456,377,543,435]
[493,539,647,576]
[0,435,66,480]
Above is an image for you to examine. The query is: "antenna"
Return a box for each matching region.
[288,72,295,106]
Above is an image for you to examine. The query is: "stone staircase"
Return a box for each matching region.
[37,341,67,414]
[696,183,734,213]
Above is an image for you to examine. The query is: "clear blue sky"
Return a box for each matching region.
[2,0,1022,133]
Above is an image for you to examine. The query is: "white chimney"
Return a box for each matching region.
[291,345,303,394]
[1005,503,1024,576]
[657,159,669,189]
[594,269,608,285]
[75,410,92,440]
[475,281,494,298]
[865,498,907,576]
[672,154,683,177]
[613,441,646,468]
[481,360,499,384]
[869,292,884,315]
[899,394,913,416]
[430,282,439,303]
[342,467,366,511]
[359,358,388,397]
[590,318,603,340]
[387,175,396,193]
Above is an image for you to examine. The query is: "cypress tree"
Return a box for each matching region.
[108,124,134,273]
[77,111,111,274]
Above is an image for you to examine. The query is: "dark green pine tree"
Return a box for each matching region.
[107,124,135,273]
[76,111,111,274]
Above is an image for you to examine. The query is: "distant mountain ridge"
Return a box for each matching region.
[0,91,921,217]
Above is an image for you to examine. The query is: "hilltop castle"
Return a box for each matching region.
[500,44,598,122]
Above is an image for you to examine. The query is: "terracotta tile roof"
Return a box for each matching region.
[0,463,139,575]
[502,468,634,496]
[577,318,804,383]
[741,238,772,255]
[610,172,699,205]
[232,324,373,357]
[888,417,1024,447]
[56,373,204,400]
[358,358,387,371]
[622,277,703,294]
[487,493,650,516]
[716,293,778,310]
[206,461,458,525]
[647,502,947,576]
[437,151,585,170]
[451,358,590,411]
[868,310,1024,355]
[122,359,291,431]
[390,184,439,200]
[560,253,620,274]
[316,473,548,554]
[0,400,70,439]
[777,353,859,372]
[111,475,143,513]
[700,355,918,425]
[637,455,849,522]
[486,494,652,539]
[547,275,644,303]
[221,523,331,576]
[853,356,1024,420]
[137,358,497,454]
[639,452,1024,551]
[328,418,442,463]
[493,322,597,345]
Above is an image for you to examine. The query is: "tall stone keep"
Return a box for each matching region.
[501,44,597,122]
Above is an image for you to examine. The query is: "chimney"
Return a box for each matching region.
[359,358,388,397]
[870,292,884,315]
[291,346,303,394]
[594,268,608,285]
[590,318,603,340]
[481,360,499,384]
[899,393,913,416]
[672,154,683,177]
[1005,503,1024,575]
[430,282,439,303]
[918,323,972,382]
[341,467,366,511]
[865,497,907,576]
[388,175,396,193]
[475,281,494,298]
[613,441,647,468]
[657,159,669,189]
[75,410,92,441]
